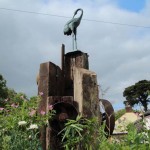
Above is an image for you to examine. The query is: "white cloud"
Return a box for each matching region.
[0,0,150,110]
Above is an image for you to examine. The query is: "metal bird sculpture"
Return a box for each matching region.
[64,8,83,50]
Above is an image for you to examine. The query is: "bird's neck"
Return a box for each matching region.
[78,9,83,20]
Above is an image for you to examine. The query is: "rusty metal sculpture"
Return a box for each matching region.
[50,102,78,133]
[100,99,115,136]
[37,46,115,149]
[64,8,83,50]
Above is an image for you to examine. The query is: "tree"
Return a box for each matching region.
[0,74,28,107]
[0,74,8,106]
[123,80,150,112]
[0,74,8,98]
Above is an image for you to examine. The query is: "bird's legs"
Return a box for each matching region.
[75,33,77,50]
[72,33,74,50]
[74,29,77,50]
[72,33,77,51]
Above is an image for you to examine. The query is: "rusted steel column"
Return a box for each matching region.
[38,62,64,111]
[46,96,78,150]
[73,67,100,119]
[100,99,115,136]
[64,50,89,96]
[61,44,65,72]
[38,62,64,150]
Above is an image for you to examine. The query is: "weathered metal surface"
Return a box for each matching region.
[37,49,113,149]
[50,102,78,132]
[47,96,78,106]
[65,50,89,73]
[74,67,100,120]
[38,62,64,150]
[46,96,78,150]
[38,62,64,112]
[61,44,65,71]
[48,101,78,150]
[64,50,89,96]
[100,99,115,136]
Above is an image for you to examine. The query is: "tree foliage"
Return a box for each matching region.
[0,74,8,106]
[0,74,27,107]
[123,80,150,111]
[0,74,8,99]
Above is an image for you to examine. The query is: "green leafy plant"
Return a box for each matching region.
[60,115,104,150]
[60,115,150,150]
[0,94,55,150]
[0,90,150,150]
[59,115,85,150]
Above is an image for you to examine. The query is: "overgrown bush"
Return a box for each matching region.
[0,93,150,150]
[60,116,150,150]
[0,94,55,150]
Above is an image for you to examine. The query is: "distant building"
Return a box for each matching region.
[134,110,150,132]
[113,103,140,133]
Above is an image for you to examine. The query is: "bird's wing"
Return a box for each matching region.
[64,24,72,35]
[68,18,80,29]
[63,18,80,35]
[63,18,75,35]
[64,18,75,26]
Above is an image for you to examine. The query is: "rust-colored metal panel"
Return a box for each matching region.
[64,50,89,96]
[100,99,115,136]
[38,62,64,111]
[46,96,78,150]
[45,96,77,149]
[38,62,64,150]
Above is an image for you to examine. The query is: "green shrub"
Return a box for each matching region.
[60,116,150,150]
[0,95,55,150]
[0,93,150,150]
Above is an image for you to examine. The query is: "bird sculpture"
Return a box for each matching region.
[64,8,83,50]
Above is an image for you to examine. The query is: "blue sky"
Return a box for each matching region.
[117,0,146,12]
